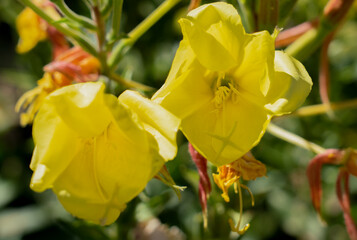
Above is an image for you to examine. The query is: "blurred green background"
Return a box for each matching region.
[0,0,357,239]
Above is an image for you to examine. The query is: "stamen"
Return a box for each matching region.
[214,86,231,108]
[229,83,240,104]
[213,74,239,108]
[228,180,250,235]
[241,184,255,207]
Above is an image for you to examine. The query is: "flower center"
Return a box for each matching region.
[213,74,239,108]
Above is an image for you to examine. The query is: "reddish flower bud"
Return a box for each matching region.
[188,143,211,228]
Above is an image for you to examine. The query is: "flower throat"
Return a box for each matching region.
[213,74,239,108]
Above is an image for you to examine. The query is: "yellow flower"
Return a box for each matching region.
[16,0,60,53]
[153,2,312,166]
[29,82,180,225]
[16,47,101,126]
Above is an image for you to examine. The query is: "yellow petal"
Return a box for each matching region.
[101,94,158,195]
[179,17,237,71]
[52,127,136,225]
[94,122,152,204]
[182,98,270,166]
[55,191,124,225]
[16,7,47,53]
[188,2,243,28]
[120,90,180,161]
[47,82,112,137]
[186,2,246,64]
[152,39,194,97]
[30,101,79,192]
[52,138,108,204]
[232,30,275,98]
[153,56,212,119]
[265,51,313,115]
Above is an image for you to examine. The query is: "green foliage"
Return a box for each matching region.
[1,0,357,239]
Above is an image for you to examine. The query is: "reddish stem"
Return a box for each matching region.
[275,19,319,48]
[319,32,335,116]
[324,0,355,24]
[188,0,201,11]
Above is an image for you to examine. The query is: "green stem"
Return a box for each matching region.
[235,0,253,33]
[111,0,123,39]
[109,73,155,92]
[267,123,326,154]
[108,0,181,70]
[258,0,278,33]
[285,0,354,61]
[92,5,108,74]
[285,24,330,61]
[101,0,113,17]
[21,0,98,57]
[51,0,97,30]
[83,0,94,9]
[92,0,101,7]
[292,99,357,117]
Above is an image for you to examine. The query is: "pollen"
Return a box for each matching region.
[213,73,239,108]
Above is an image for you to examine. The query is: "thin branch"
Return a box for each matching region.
[109,73,155,92]
[291,99,357,117]
[267,123,326,154]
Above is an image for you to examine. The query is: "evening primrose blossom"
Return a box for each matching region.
[15,47,100,126]
[16,0,60,53]
[152,2,312,166]
[30,82,180,225]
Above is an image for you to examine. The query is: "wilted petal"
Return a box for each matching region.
[336,169,357,240]
[306,149,343,215]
